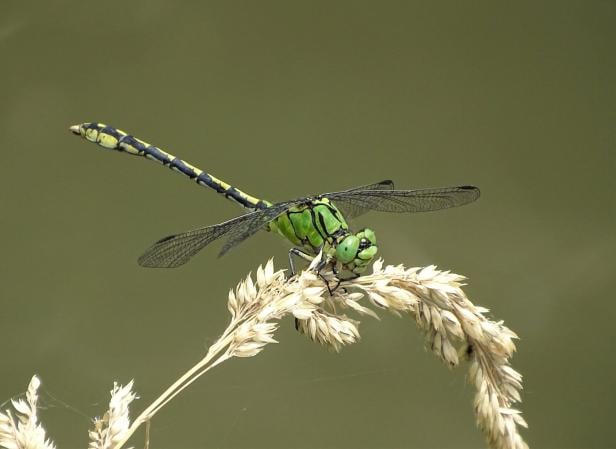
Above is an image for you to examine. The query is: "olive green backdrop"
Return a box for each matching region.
[1,1,614,448]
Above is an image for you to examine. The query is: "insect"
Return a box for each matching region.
[70,122,480,279]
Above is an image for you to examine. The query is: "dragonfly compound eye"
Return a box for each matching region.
[363,228,377,245]
[356,228,376,245]
[357,245,377,262]
[336,235,360,264]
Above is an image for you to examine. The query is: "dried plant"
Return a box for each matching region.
[0,376,55,449]
[4,257,528,449]
[88,381,137,449]
[334,261,529,449]
[112,256,528,449]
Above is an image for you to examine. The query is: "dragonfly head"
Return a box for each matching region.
[335,228,378,275]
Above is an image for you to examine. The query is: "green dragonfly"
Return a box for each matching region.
[70,122,480,278]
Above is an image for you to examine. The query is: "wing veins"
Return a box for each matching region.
[325,185,480,217]
[137,201,299,268]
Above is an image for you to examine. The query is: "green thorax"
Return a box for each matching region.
[269,197,349,254]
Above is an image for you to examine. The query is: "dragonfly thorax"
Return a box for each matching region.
[268,198,378,275]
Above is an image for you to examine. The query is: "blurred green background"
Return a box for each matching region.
[1,1,614,448]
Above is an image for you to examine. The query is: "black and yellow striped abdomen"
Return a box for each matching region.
[71,122,270,210]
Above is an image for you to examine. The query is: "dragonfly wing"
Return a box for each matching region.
[325,185,480,216]
[138,201,300,267]
[343,180,395,192]
[218,201,301,256]
[322,180,394,219]
[138,210,270,268]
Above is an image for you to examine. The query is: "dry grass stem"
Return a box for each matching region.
[88,381,137,449]
[121,256,527,449]
[0,376,55,449]
[4,257,527,449]
[333,260,529,449]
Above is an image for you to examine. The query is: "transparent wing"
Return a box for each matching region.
[322,180,394,219]
[325,185,480,217]
[344,180,395,192]
[138,202,295,268]
[218,202,297,256]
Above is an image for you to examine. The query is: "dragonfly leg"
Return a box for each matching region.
[331,265,344,292]
[310,246,340,295]
[314,247,329,272]
[337,272,360,282]
[288,247,314,276]
[327,266,361,295]
[289,247,339,295]
[320,275,338,296]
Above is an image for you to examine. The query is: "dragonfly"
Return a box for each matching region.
[70,122,480,279]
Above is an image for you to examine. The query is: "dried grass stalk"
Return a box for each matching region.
[3,257,528,449]
[335,260,529,449]
[88,381,137,449]
[0,375,55,449]
[115,256,527,449]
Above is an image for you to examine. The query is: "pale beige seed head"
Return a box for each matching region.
[0,376,56,449]
[88,381,137,449]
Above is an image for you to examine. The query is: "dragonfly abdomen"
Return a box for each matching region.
[71,123,270,210]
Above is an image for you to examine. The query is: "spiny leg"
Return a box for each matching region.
[327,266,360,296]
[288,247,314,276]
[288,247,335,293]
[334,268,360,283]
[330,265,344,293]
[314,249,339,296]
